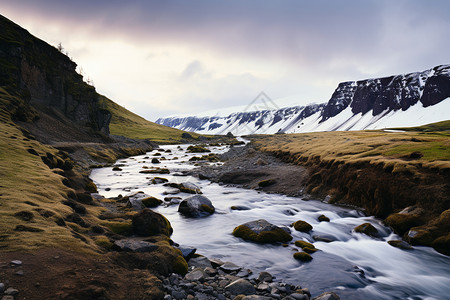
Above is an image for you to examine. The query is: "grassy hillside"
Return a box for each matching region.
[99,96,202,144]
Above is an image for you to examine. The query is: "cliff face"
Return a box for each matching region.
[0,15,110,135]
[321,65,450,121]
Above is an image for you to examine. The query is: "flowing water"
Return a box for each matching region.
[90,143,450,300]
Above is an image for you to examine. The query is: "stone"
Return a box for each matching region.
[290,294,309,300]
[293,252,313,262]
[132,208,173,236]
[225,279,256,296]
[312,292,340,300]
[0,283,5,293]
[257,271,273,283]
[178,247,197,260]
[312,235,335,243]
[113,239,158,252]
[220,262,241,273]
[292,220,313,232]
[10,260,22,266]
[385,213,424,235]
[125,191,152,210]
[2,296,14,300]
[318,215,330,222]
[388,240,414,250]
[257,283,270,291]
[185,268,206,282]
[242,296,272,300]
[232,219,293,243]
[151,158,160,164]
[4,287,19,295]
[354,223,379,237]
[164,295,172,300]
[178,182,203,194]
[171,290,186,300]
[188,256,213,269]
[178,195,215,217]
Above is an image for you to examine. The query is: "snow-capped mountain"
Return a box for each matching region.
[156,65,450,135]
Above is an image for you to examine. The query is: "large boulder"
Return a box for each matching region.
[232,219,292,243]
[178,195,215,217]
[132,208,173,236]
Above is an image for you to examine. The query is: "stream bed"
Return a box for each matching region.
[90,143,450,300]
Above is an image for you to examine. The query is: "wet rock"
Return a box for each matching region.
[179,182,202,194]
[257,271,273,283]
[113,239,158,252]
[141,196,163,208]
[152,177,169,184]
[172,290,186,300]
[293,252,313,262]
[0,283,5,293]
[125,191,151,210]
[388,240,414,250]
[178,195,215,217]
[295,240,318,253]
[132,208,173,236]
[225,279,256,295]
[231,205,251,211]
[188,256,213,269]
[354,223,379,237]
[178,247,196,260]
[232,219,293,243]
[318,215,330,222]
[290,294,309,300]
[219,262,241,273]
[152,158,160,164]
[385,212,424,235]
[292,220,313,232]
[312,235,335,243]
[312,292,340,300]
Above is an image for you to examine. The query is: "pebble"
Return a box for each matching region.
[163,256,339,300]
[10,260,22,266]
[4,287,19,295]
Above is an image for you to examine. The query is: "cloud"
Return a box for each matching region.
[1,0,449,120]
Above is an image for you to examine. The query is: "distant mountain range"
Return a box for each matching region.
[156,65,450,135]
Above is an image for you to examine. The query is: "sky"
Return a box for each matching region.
[1,0,449,121]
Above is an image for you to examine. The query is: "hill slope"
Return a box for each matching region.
[99,96,201,143]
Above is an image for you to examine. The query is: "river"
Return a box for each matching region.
[90,143,450,300]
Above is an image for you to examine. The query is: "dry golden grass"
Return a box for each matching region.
[0,89,101,253]
[252,129,450,172]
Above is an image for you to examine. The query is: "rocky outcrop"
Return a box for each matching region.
[0,15,111,136]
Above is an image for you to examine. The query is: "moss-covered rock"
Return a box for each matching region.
[105,221,133,236]
[406,228,434,246]
[387,240,413,250]
[232,219,292,243]
[94,235,113,249]
[172,255,188,276]
[187,145,210,153]
[178,195,215,217]
[354,223,379,237]
[152,177,169,184]
[132,208,173,237]
[318,214,330,222]
[85,181,98,193]
[385,213,424,236]
[293,220,313,232]
[293,252,313,261]
[432,234,450,256]
[112,166,122,171]
[141,197,163,208]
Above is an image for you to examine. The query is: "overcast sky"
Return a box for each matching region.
[1,1,449,121]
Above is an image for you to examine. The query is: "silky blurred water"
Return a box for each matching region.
[91,144,450,300]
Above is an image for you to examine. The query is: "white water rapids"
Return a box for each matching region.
[90,143,450,300]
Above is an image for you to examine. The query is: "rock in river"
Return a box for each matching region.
[178,195,215,217]
[232,219,293,243]
[132,208,173,236]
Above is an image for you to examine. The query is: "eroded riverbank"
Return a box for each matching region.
[91,143,450,300]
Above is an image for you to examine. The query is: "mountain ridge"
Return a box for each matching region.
[157,64,450,135]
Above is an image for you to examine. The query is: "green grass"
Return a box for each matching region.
[392,120,450,132]
[99,96,202,144]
